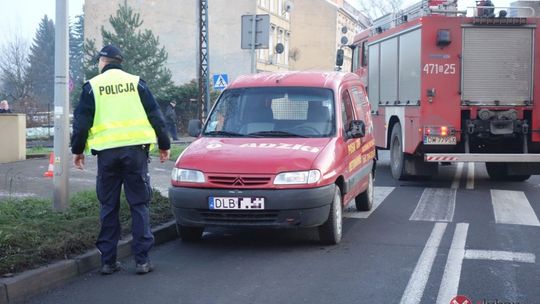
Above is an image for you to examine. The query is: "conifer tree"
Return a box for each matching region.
[84,4,173,99]
[27,15,55,107]
[70,14,84,107]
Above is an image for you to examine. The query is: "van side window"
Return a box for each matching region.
[341,90,354,132]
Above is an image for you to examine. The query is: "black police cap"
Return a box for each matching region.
[96,45,123,62]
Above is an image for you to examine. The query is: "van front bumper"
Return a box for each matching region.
[168,184,336,228]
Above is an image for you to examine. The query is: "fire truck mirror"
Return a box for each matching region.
[336,49,344,67]
[436,29,451,47]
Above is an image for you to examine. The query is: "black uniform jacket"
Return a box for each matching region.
[71,64,171,155]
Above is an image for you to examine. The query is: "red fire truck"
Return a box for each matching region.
[346,0,540,181]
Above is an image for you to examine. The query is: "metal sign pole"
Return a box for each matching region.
[53,0,70,211]
[250,14,257,73]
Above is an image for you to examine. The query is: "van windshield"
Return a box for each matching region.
[203,87,335,138]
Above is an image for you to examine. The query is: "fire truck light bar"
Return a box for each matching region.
[472,17,527,25]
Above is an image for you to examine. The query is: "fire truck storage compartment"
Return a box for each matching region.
[368,27,421,111]
[462,26,534,105]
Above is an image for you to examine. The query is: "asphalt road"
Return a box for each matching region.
[21,151,540,304]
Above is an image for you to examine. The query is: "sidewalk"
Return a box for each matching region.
[0,148,184,201]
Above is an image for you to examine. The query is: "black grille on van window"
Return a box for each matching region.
[198,210,279,224]
[208,175,272,187]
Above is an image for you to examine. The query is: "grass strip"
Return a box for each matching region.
[0,189,173,275]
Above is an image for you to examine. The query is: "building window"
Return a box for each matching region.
[278,0,283,16]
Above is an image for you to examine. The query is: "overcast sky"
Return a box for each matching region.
[0,0,84,47]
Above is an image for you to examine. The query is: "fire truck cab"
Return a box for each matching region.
[348,0,540,181]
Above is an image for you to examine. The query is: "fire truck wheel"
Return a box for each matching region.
[485,162,531,182]
[355,172,374,211]
[178,225,204,242]
[390,122,407,180]
[318,186,343,245]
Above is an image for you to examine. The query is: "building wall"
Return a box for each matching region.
[85,0,255,85]
[84,0,363,83]
[289,0,337,71]
[256,0,292,72]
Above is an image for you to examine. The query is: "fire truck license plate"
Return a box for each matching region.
[424,136,457,145]
[209,197,265,210]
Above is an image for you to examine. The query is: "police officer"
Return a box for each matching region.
[71,45,171,275]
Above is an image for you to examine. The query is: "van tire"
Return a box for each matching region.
[355,172,374,211]
[485,162,530,182]
[178,225,204,242]
[390,122,407,180]
[318,186,343,245]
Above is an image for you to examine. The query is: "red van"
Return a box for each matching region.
[169,71,376,244]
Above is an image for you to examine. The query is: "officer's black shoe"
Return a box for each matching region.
[100,261,122,275]
[135,262,154,275]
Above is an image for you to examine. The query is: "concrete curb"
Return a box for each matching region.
[0,220,178,304]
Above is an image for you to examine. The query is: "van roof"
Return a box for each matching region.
[227,71,360,90]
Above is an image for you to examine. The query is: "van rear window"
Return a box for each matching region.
[203,87,335,138]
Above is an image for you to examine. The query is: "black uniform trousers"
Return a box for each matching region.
[95,145,154,265]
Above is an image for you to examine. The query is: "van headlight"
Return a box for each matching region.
[171,168,205,183]
[274,170,321,185]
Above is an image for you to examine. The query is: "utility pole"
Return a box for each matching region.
[198,0,210,120]
[53,0,70,211]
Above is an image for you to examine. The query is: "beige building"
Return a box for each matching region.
[84,0,365,85]
[289,0,368,71]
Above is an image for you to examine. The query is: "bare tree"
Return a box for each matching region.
[0,35,31,102]
[356,0,404,19]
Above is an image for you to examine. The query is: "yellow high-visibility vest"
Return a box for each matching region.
[87,69,156,152]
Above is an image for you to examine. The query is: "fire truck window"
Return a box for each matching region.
[361,40,368,67]
[352,47,359,71]
[341,90,354,132]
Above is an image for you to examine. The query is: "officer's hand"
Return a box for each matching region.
[74,154,85,170]
[159,149,170,163]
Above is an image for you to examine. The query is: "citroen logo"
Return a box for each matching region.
[232,177,245,186]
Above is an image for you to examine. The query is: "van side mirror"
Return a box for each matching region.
[348,120,366,138]
[188,119,202,137]
[336,49,344,67]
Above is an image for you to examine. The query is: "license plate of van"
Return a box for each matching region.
[209,197,265,210]
[424,136,457,145]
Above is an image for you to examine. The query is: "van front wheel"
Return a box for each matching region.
[318,186,343,245]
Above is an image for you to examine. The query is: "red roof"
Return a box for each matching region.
[227,71,361,90]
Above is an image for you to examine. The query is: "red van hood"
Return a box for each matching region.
[177,137,332,174]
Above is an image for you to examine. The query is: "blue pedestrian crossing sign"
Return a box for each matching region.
[213,74,228,90]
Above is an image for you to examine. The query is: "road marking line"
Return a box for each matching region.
[466,162,474,190]
[451,162,464,189]
[436,223,469,304]
[343,186,395,218]
[464,250,536,263]
[491,190,540,226]
[400,223,448,304]
[409,188,456,222]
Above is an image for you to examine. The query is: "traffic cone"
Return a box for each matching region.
[43,152,54,177]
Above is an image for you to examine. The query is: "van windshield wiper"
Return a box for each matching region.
[203,130,245,137]
[247,130,307,138]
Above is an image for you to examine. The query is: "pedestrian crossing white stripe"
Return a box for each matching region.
[451,162,464,189]
[343,186,395,219]
[466,162,474,190]
[436,223,469,304]
[464,250,536,263]
[491,190,540,227]
[400,223,448,304]
[409,188,456,222]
